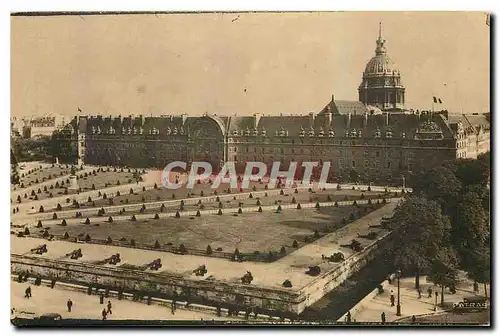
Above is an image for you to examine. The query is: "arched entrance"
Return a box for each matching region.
[188,116,226,173]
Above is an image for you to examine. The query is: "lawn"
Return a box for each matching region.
[45,204,376,257]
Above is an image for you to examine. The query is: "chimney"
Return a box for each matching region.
[347,112,352,129]
[363,112,368,127]
[309,112,315,127]
[253,113,261,128]
[385,112,389,126]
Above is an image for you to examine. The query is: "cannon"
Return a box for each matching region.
[31,244,48,255]
[68,248,83,260]
[241,271,253,284]
[327,252,345,263]
[306,265,321,276]
[145,258,162,271]
[193,264,208,276]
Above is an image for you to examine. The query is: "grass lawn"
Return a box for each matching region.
[46,204,376,256]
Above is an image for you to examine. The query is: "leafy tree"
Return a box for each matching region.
[466,244,491,299]
[452,191,490,269]
[390,197,451,289]
[453,158,490,187]
[426,247,459,306]
[413,166,462,215]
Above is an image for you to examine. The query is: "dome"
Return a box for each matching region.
[364,54,400,76]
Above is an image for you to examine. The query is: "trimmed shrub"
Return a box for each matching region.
[61,219,67,226]
[349,213,355,221]
[103,193,107,200]
[154,213,160,220]
[179,243,187,254]
[360,193,365,199]
[315,202,320,209]
[206,245,213,255]
[52,213,58,220]
[24,227,30,235]
[382,198,387,204]
[314,229,320,238]
[91,184,96,190]
[130,239,136,247]
[39,206,45,213]
[368,199,372,205]
[37,220,43,228]
[258,206,262,212]
[256,199,261,206]
[108,216,113,223]
[217,209,223,215]
[63,232,69,239]
[196,210,201,217]
[277,204,282,212]
[131,215,137,221]
[154,240,161,249]
[282,280,292,288]
[292,240,299,248]
[172,194,176,199]
[154,183,158,189]
[107,236,113,244]
[337,184,342,190]
[216,196,220,202]
[116,191,121,197]
[296,203,302,210]
[130,188,134,195]
[85,217,91,224]
[238,208,243,214]
[85,234,91,242]
[280,246,286,254]
[353,200,358,206]
[249,193,253,199]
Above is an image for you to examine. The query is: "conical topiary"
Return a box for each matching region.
[238,207,242,214]
[175,211,180,218]
[217,209,223,215]
[196,210,201,217]
[61,219,67,226]
[154,213,160,220]
[258,206,262,212]
[85,217,91,225]
[296,203,302,210]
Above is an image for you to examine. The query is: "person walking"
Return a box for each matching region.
[346,311,352,323]
[390,291,395,307]
[101,308,107,320]
[417,287,422,299]
[67,299,73,312]
[381,312,386,324]
[99,293,104,304]
[411,315,416,324]
[24,286,32,299]
[427,287,433,298]
[107,301,112,315]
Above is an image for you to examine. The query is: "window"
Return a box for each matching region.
[363,151,368,157]
[291,148,295,154]
[364,160,370,167]
[375,160,381,168]
[280,148,284,154]
[376,151,380,157]
[234,156,237,161]
[234,147,238,152]
[245,147,249,152]
[386,161,391,169]
[339,159,344,169]
[352,160,356,168]
[408,162,413,172]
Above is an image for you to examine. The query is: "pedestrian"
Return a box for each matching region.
[411,315,416,324]
[102,308,107,320]
[67,299,73,312]
[390,292,395,307]
[473,282,479,292]
[216,305,221,317]
[24,286,31,299]
[346,311,352,323]
[99,293,104,304]
[381,312,386,324]
[417,287,422,299]
[427,287,432,298]
[107,301,112,315]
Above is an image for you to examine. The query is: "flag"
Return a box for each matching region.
[438,98,442,104]
[77,107,82,112]
[433,97,438,103]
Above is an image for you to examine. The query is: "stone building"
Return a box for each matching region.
[59,26,490,185]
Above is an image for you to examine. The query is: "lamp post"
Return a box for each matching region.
[396,269,402,316]
[434,290,438,312]
[401,174,406,189]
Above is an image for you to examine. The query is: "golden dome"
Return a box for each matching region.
[364,54,400,76]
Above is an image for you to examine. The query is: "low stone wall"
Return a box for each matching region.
[11,223,395,315]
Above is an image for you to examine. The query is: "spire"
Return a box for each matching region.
[375,22,386,55]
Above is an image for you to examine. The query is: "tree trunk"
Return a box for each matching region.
[440,285,444,306]
[415,266,420,289]
[484,283,488,299]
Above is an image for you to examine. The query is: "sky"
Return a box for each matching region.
[11,11,490,118]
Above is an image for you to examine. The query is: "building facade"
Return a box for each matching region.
[60,26,490,185]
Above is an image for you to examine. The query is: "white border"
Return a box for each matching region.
[2,1,497,336]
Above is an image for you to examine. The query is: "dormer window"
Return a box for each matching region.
[139,127,143,135]
[308,127,315,137]
[350,128,357,137]
[173,127,178,135]
[127,127,132,135]
[166,127,172,135]
[253,128,258,136]
[97,126,102,135]
[374,129,381,138]
[328,129,335,137]
[245,128,251,136]
[401,132,406,138]
[261,128,267,136]
[345,130,349,137]
[386,130,393,138]
[318,127,325,137]
[357,130,362,137]
[279,127,286,136]
[299,127,305,137]
[233,130,239,136]
[92,126,96,134]
[133,127,137,135]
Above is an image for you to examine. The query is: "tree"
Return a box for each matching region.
[452,191,490,269]
[412,166,462,215]
[426,247,459,306]
[349,169,359,183]
[466,244,491,299]
[390,197,452,289]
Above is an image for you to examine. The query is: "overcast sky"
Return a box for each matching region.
[11,11,490,117]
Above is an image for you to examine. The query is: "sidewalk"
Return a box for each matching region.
[351,274,489,323]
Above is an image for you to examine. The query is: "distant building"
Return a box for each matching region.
[56,25,490,185]
[12,113,67,139]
